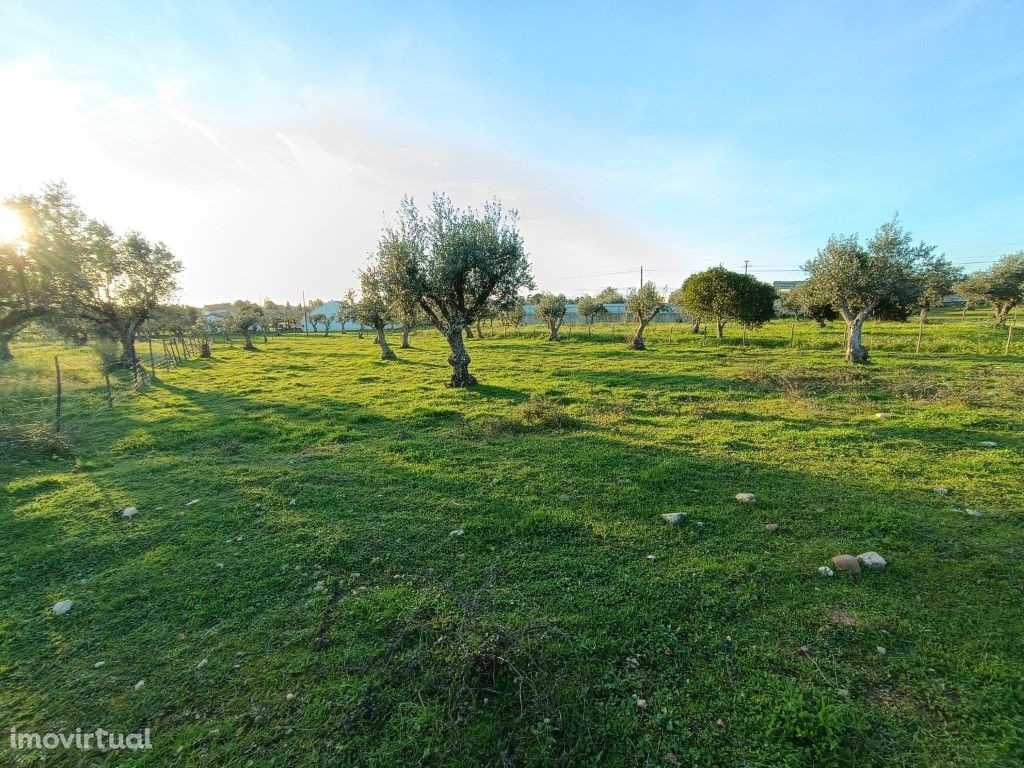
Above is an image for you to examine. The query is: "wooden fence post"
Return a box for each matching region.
[54,356,62,432]
[148,337,157,375]
[1007,320,1014,356]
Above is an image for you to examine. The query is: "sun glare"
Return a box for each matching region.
[0,205,25,243]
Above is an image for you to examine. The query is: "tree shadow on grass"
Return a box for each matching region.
[2,371,1021,765]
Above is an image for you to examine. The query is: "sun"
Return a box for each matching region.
[0,205,26,243]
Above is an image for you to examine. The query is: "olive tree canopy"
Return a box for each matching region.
[802,217,933,363]
[575,295,607,332]
[955,252,1024,327]
[356,268,398,360]
[536,293,567,341]
[372,193,533,387]
[625,281,665,350]
[226,301,263,351]
[675,267,775,339]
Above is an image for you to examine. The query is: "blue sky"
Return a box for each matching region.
[1,0,1022,304]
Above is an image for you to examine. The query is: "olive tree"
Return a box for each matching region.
[913,255,963,351]
[2,184,89,360]
[575,295,607,333]
[536,293,567,341]
[227,301,263,350]
[625,281,665,350]
[955,252,1024,327]
[803,217,933,363]
[355,269,398,360]
[0,229,49,361]
[343,288,363,338]
[70,225,181,371]
[372,194,533,387]
[675,267,774,339]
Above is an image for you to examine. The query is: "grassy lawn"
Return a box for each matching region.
[1,310,1022,766]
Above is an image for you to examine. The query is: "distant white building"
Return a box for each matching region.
[772,280,804,293]
[303,300,347,332]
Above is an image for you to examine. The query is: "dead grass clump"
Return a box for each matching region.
[512,394,576,432]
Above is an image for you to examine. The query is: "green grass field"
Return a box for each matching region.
[1,310,1022,766]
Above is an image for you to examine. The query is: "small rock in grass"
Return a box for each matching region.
[831,554,861,575]
[978,441,998,448]
[765,523,779,532]
[185,499,200,507]
[196,658,208,670]
[817,566,834,577]
[94,661,105,668]
[52,599,73,616]
[450,529,465,537]
[314,580,327,593]
[965,509,984,518]
[735,493,756,503]
[695,521,704,528]
[133,680,145,691]
[857,551,887,569]
[289,498,297,506]
[875,412,894,419]
[646,554,657,562]
[876,646,886,655]
[120,506,138,518]
[837,688,849,698]
[661,512,687,524]
[285,692,295,701]
[635,698,647,709]
[934,487,950,495]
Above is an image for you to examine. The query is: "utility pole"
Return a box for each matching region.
[743,260,750,275]
[639,266,643,291]
[302,290,308,334]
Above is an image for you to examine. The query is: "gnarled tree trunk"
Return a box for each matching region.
[243,329,256,350]
[845,318,869,363]
[200,339,211,358]
[546,319,562,341]
[445,327,476,387]
[465,324,474,339]
[691,318,701,333]
[401,325,411,348]
[716,320,725,338]
[629,320,650,350]
[375,325,397,360]
[0,333,12,362]
[119,326,140,369]
[476,319,484,338]
[994,303,1012,327]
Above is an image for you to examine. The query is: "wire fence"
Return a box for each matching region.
[0,334,200,454]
